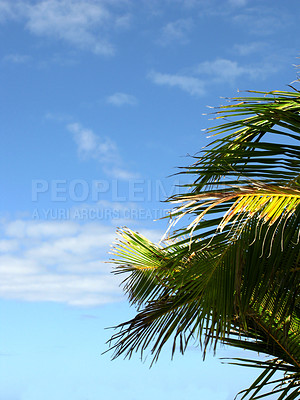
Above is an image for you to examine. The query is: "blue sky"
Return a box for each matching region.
[0,0,299,399]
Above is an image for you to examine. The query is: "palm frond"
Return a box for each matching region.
[168,184,300,250]
[108,85,300,399]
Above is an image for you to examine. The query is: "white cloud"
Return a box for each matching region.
[0,220,119,306]
[194,58,276,82]
[103,167,139,180]
[232,8,286,35]
[0,255,40,274]
[0,0,132,55]
[25,0,114,55]
[172,0,205,9]
[68,122,117,162]
[0,239,19,252]
[5,219,79,238]
[0,0,19,22]
[0,219,162,306]
[45,112,73,123]
[2,53,30,63]
[106,92,138,106]
[228,0,247,7]
[148,57,278,97]
[67,122,137,179]
[159,18,193,46]
[234,42,266,56]
[148,71,205,96]
[114,13,131,29]
[0,273,120,306]
[195,58,251,80]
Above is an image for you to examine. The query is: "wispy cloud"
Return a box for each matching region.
[195,58,256,81]
[0,0,20,22]
[158,18,193,46]
[0,0,131,55]
[25,0,114,55]
[232,7,287,35]
[45,112,73,123]
[148,70,205,96]
[114,13,132,29]
[2,53,30,64]
[67,122,137,179]
[172,0,205,9]
[228,0,247,7]
[106,92,138,106]
[149,57,278,97]
[194,58,277,82]
[68,122,116,161]
[0,220,120,306]
[234,42,266,56]
[0,219,162,306]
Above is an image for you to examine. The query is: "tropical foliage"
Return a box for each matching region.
[108,86,300,399]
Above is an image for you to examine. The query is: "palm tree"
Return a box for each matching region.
[108,85,300,399]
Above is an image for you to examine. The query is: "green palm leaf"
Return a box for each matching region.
[107,85,300,399]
